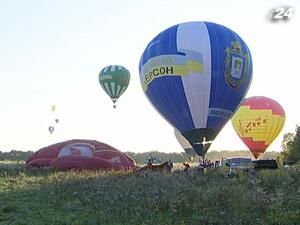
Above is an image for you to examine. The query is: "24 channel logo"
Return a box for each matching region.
[270,6,294,22]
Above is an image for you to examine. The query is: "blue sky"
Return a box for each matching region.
[0,0,299,153]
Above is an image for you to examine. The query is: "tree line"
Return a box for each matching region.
[3,124,300,165]
[0,149,280,164]
[0,150,34,162]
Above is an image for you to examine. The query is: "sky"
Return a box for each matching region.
[0,0,299,154]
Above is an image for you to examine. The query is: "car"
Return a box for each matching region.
[223,157,254,177]
[253,159,278,170]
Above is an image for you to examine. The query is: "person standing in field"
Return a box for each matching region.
[183,162,190,175]
[147,153,154,166]
[167,160,173,173]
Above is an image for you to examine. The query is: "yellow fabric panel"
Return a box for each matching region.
[141,61,204,91]
[232,106,285,145]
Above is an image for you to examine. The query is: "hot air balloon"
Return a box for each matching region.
[26,139,136,170]
[174,128,196,161]
[55,118,59,124]
[139,21,253,160]
[48,126,54,134]
[99,65,130,108]
[51,104,56,112]
[231,96,285,159]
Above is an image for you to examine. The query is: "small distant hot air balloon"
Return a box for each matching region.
[48,126,54,134]
[139,21,253,160]
[99,65,130,108]
[231,96,285,159]
[55,118,59,124]
[51,105,56,112]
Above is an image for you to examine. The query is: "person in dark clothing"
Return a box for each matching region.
[183,162,190,175]
[167,160,173,173]
[147,153,154,166]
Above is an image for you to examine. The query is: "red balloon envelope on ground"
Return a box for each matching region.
[26,139,136,170]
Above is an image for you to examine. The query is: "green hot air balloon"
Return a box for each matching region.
[99,65,130,108]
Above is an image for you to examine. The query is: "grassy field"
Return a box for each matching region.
[0,162,299,225]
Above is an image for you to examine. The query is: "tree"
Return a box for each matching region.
[290,125,300,161]
[280,125,300,162]
[281,132,294,160]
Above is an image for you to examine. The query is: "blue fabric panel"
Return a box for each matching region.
[205,22,253,129]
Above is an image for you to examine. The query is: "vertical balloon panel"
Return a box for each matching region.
[205,22,253,129]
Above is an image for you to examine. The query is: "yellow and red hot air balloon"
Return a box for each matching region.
[231,96,285,159]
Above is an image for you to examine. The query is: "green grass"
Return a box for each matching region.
[0,162,299,225]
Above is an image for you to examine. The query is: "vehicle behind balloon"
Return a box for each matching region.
[222,157,254,177]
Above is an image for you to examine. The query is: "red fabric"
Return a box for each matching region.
[241,137,268,159]
[94,149,135,167]
[50,156,113,170]
[241,96,285,116]
[26,158,53,167]
[241,137,269,151]
[26,139,136,170]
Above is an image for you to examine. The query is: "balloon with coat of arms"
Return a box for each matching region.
[139,21,253,159]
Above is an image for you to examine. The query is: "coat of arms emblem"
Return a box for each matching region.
[224,41,249,88]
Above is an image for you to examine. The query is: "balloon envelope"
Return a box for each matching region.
[51,105,56,112]
[174,128,196,160]
[99,65,130,107]
[48,126,54,134]
[139,21,253,157]
[231,96,285,159]
[26,139,136,170]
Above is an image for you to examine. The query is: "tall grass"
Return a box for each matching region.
[0,162,299,225]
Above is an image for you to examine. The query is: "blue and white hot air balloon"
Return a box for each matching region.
[139,21,253,159]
